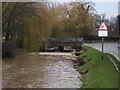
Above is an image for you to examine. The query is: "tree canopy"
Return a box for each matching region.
[2,2,117,52]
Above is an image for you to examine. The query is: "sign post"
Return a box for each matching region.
[98,22,108,60]
[102,37,104,60]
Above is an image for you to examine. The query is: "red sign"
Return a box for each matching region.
[98,22,108,30]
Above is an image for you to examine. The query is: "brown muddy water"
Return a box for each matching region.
[2,53,82,88]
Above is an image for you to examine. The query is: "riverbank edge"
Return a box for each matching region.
[76,45,119,88]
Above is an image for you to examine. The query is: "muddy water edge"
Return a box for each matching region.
[2,53,82,88]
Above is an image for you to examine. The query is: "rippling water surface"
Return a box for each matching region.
[3,53,82,88]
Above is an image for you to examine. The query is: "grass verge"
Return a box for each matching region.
[106,53,120,71]
[77,46,118,88]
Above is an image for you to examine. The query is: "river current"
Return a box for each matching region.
[3,53,82,88]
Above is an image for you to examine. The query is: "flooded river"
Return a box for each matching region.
[2,53,82,88]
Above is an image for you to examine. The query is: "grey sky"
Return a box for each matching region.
[51,0,119,18]
[57,0,119,18]
[78,0,119,18]
[1,0,119,18]
[94,2,118,19]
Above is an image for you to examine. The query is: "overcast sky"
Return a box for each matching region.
[73,0,119,18]
[49,0,119,18]
[94,2,118,19]
[51,0,119,18]
[2,0,120,18]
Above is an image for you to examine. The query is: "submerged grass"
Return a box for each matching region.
[77,46,118,88]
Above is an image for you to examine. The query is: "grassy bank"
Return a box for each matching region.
[77,46,118,88]
[106,53,120,71]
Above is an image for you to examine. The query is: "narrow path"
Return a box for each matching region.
[108,55,119,72]
[84,43,120,61]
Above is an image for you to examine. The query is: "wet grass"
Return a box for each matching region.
[77,46,118,88]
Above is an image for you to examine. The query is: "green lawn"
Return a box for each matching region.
[77,46,118,88]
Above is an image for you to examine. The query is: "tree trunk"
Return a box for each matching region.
[5,33,9,42]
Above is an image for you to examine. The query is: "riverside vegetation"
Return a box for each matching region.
[75,46,118,88]
[2,2,95,58]
[2,2,118,58]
